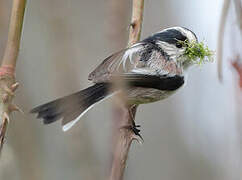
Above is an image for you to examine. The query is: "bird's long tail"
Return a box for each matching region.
[31,74,184,131]
[30,83,111,131]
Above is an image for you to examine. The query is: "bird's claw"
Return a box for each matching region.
[121,122,143,142]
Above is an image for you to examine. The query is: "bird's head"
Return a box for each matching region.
[144,27,213,70]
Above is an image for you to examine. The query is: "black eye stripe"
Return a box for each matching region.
[143,29,187,45]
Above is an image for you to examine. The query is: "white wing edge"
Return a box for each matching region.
[107,43,144,73]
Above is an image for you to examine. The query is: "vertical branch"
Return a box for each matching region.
[217,0,231,81]
[107,0,127,49]
[0,0,26,156]
[2,0,26,67]
[128,0,144,47]
[233,0,242,32]
[109,1,144,180]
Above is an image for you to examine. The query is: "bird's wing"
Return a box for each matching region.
[88,43,148,83]
[88,42,183,83]
[118,73,184,91]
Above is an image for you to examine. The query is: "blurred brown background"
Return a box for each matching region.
[0,0,241,180]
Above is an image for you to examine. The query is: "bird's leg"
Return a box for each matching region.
[121,105,143,141]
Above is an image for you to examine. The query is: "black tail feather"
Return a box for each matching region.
[31,83,110,126]
[31,74,184,130]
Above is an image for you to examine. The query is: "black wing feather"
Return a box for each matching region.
[120,74,184,91]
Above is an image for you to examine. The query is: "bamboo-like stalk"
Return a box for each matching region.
[0,0,26,156]
[109,1,144,180]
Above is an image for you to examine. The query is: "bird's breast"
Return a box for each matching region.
[126,87,178,105]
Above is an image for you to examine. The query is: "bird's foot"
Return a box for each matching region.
[122,121,143,142]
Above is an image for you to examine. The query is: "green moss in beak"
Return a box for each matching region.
[178,40,214,65]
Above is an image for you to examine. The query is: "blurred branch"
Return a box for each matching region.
[231,55,242,89]
[233,0,242,32]
[107,0,127,49]
[0,0,26,156]
[109,0,144,180]
[217,0,230,82]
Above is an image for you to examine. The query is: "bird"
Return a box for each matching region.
[31,26,198,132]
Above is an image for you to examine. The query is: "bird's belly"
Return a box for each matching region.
[126,87,177,104]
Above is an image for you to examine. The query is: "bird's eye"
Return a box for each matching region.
[176,42,183,48]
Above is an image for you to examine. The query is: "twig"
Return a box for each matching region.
[217,0,231,82]
[109,1,144,180]
[233,0,242,33]
[128,0,144,47]
[0,0,26,156]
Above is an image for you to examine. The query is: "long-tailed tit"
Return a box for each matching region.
[31,27,198,131]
